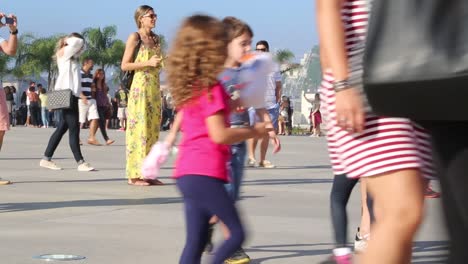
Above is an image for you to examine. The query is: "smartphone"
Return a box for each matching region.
[3,17,14,25]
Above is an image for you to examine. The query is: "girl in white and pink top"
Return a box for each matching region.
[165,15,270,264]
[316,0,433,263]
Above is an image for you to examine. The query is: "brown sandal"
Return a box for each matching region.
[0,180,11,185]
[88,139,102,146]
[144,179,165,186]
[127,179,150,186]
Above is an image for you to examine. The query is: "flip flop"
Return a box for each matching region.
[127,179,150,186]
[87,139,102,146]
[0,180,11,185]
[144,179,165,186]
[106,139,115,145]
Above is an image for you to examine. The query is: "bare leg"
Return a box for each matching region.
[278,121,284,135]
[316,124,322,136]
[311,115,317,136]
[359,179,371,237]
[259,134,269,163]
[361,169,424,264]
[0,131,5,151]
[247,138,257,161]
[88,119,99,142]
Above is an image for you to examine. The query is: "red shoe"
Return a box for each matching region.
[425,186,441,198]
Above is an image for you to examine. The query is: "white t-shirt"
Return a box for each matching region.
[264,62,282,109]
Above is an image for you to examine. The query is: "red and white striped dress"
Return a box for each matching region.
[320,0,434,179]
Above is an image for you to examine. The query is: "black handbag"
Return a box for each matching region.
[120,33,141,90]
[363,0,468,121]
[48,89,73,110]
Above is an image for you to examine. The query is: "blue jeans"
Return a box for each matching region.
[248,105,280,130]
[41,107,49,127]
[225,142,247,202]
[267,105,280,131]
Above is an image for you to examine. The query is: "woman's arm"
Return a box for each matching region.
[303,94,314,103]
[121,33,160,71]
[316,0,348,80]
[164,111,182,147]
[0,14,17,56]
[61,37,84,61]
[316,0,364,132]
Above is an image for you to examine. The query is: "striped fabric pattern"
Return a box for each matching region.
[320,0,434,179]
[80,70,93,99]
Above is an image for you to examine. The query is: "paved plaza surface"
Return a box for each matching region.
[1,127,448,264]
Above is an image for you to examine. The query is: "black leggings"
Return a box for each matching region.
[97,106,109,141]
[44,97,84,162]
[330,174,359,247]
[29,102,40,126]
[330,174,376,248]
[177,175,245,264]
[422,121,468,264]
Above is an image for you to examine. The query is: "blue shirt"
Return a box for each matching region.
[218,68,250,127]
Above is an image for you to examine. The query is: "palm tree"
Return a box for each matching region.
[11,33,36,90]
[275,49,301,74]
[82,25,121,69]
[27,35,63,88]
[0,54,12,81]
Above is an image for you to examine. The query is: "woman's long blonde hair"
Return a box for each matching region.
[166,15,228,108]
[134,5,154,29]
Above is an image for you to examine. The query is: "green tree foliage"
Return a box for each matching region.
[275,49,301,75]
[82,26,125,70]
[0,53,12,80]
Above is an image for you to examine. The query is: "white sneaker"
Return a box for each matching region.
[40,160,62,170]
[77,162,95,172]
[247,158,256,167]
[354,227,370,253]
[259,160,275,168]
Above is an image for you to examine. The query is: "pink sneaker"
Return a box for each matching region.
[141,142,170,180]
[334,254,352,264]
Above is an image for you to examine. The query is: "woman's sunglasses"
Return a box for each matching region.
[256,48,267,52]
[142,14,158,19]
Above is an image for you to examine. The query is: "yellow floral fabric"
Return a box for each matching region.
[126,45,162,179]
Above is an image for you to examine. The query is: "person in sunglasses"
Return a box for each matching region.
[247,40,282,168]
[121,5,164,186]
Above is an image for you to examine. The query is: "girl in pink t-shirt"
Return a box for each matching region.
[165,15,271,264]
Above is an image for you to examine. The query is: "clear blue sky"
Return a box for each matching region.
[3,0,318,60]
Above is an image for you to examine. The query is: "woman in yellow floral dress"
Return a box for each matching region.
[121,5,164,186]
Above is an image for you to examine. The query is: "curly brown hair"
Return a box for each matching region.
[166,15,228,108]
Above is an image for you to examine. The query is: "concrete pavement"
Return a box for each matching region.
[0,127,448,264]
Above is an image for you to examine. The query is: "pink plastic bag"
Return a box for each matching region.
[141,142,170,180]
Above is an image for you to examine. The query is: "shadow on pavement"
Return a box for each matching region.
[247,165,332,170]
[0,197,183,213]
[244,240,448,264]
[243,178,333,186]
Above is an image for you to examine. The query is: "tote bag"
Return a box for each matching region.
[48,89,73,110]
[363,0,468,120]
